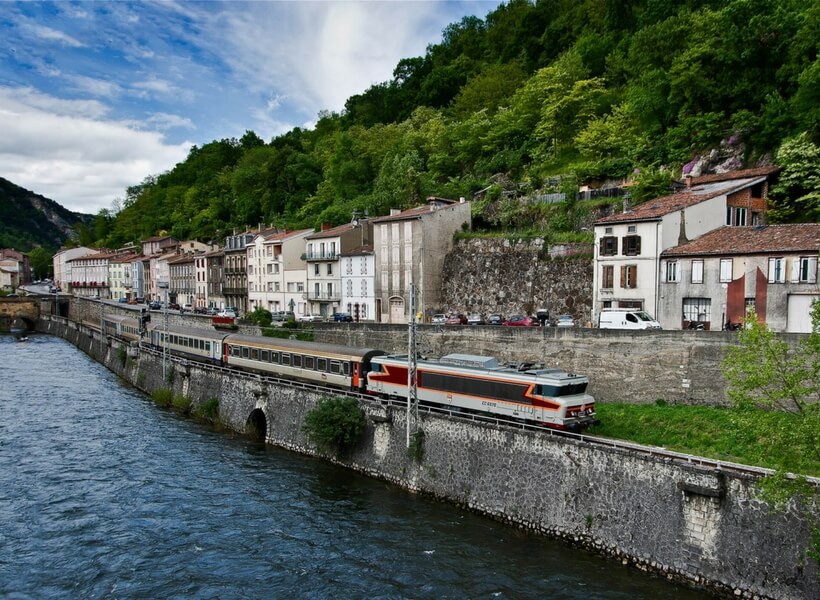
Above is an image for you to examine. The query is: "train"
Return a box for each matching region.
[99,314,599,431]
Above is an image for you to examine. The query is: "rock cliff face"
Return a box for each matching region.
[441,237,594,323]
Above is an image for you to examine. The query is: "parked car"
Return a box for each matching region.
[445,313,468,325]
[333,312,353,322]
[503,314,539,327]
[168,303,181,311]
[486,313,504,325]
[598,309,662,330]
[217,309,236,318]
[271,311,296,322]
[555,314,576,327]
[298,313,324,322]
[182,303,193,312]
[467,313,484,325]
[431,313,447,324]
[118,297,128,303]
[149,301,162,310]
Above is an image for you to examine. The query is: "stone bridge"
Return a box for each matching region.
[0,297,40,331]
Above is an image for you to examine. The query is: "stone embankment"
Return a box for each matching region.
[38,313,819,600]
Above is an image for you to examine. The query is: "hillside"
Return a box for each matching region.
[0,177,93,252]
[98,0,818,247]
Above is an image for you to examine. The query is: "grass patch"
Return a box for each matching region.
[588,403,819,477]
[194,397,220,423]
[151,388,174,408]
[171,394,192,415]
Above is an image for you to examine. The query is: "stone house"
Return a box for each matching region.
[0,249,31,284]
[372,197,471,323]
[168,253,196,307]
[52,246,96,292]
[592,167,780,326]
[659,223,820,332]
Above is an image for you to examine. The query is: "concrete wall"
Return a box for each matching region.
[38,315,819,600]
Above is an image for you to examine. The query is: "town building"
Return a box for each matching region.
[659,223,819,333]
[195,249,225,310]
[0,249,31,285]
[372,197,472,323]
[247,228,313,315]
[339,245,376,321]
[68,250,134,299]
[109,254,137,301]
[169,253,196,307]
[52,246,96,292]
[592,167,780,325]
[224,230,259,314]
[303,220,374,318]
[141,236,179,257]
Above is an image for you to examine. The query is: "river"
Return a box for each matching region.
[0,334,716,599]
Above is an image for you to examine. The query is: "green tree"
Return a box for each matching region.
[302,397,367,457]
[27,247,52,279]
[247,306,272,327]
[768,132,820,223]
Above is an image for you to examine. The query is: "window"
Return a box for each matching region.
[599,236,618,256]
[691,260,704,284]
[768,257,785,283]
[602,265,614,289]
[622,235,641,256]
[620,265,637,289]
[665,260,679,283]
[795,256,818,283]
[683,298,711,323]
[734,207,747,226]
[726,206,732,226]
[719,259,733,283]
[327,263,333,275]
[313,264,319,276]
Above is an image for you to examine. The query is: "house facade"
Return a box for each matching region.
[340,246,376,321]
[372,198,471,323]
[0,249,31,284]
[247,229,313,315]
[592,167,779,325]
[224,230,258,314]
[304,220,373,318]
[659,224,819,332]
[169,253,196,307]
[53,246,96,292]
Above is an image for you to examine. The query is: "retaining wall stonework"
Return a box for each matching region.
[38,316,819,600]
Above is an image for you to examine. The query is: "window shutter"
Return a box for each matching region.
[620,265,626,289]
[790,258,800,283]
[809,257,818,283]
[768,258,776,283]
[630,266,638,288]
[660,261,667,282]
[599,238,605,254]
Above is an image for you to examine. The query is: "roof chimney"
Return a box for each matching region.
[390,208,401,216]
[685,175,693,188]
[678,210,689,246]
[623,197,632,214]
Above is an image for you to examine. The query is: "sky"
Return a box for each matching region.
[0,0,497,215]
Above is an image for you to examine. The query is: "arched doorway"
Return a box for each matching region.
[246,408,267,442]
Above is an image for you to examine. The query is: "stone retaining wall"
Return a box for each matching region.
[38,316,819,600]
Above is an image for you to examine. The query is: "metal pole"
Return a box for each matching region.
[99,298,104,355]
[163,288,169,380]
[406,282,417,448]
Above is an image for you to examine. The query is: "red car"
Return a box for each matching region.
[445,313,468,325]
[503,314,539,326]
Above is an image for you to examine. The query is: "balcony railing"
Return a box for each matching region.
[301,251,338,261]
[305,291,341,301]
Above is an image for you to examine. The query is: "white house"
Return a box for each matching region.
[247,228,313,315]
[592,167,779,325]
[52,246,96,292]
[340,245,376,321]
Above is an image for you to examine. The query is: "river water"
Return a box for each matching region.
[0,335,716,599]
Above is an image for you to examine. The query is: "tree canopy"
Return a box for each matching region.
[93,0,819,248]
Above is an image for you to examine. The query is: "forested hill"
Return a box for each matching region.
[0,177,93,252]
[100,0,819,248]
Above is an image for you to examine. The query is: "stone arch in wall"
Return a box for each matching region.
[246,408,268,441]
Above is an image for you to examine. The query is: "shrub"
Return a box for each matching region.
[303,396,366,457]
[407,429,425,464]
[152,388,173,407]
[172,394,192,415]
[195,397,220,422]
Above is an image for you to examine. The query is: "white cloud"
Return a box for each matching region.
[26,24,85,48]
[0,87,191,214]
[68,74,123,98]
[144,112,196,131]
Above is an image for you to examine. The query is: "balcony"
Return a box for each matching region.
[222,287,248,296]
[305,291,341,301]
[301,251,338,262]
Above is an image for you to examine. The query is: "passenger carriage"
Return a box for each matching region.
[101,315,142,341]
[222,334,385,392]
[367,353,598,431]
[148,324,228,364]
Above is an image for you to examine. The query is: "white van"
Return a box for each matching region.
[598,309,662,330]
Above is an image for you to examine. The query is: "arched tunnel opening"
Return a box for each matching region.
[246,408,268,442]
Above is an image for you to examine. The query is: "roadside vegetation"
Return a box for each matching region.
[303,396,366,458]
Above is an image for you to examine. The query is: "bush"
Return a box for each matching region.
[152,388,173,407]
[248,306,273,327]
[303,397,366,457]
[172,394,192,415]
[194,397,220,422]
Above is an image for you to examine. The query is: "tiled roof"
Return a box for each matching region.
[372,205,434,224]
[596,168,780,226]
[264,228,313,242]
[662,224,820,257]
[340,245,374,256]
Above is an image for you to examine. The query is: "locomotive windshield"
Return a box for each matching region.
[536,382,588,396]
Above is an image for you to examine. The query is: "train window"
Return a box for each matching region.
[343,362,350,376]
[260,350,269,362]
[242,347,250,359]
[304,356,314,369]
[293,355,302,368]
[205,341,210,352]
[330,361,341,374]
[281,353,291,366]
[251,348,259,361]
[423,372,530,404]
[537,383,587,396]
[271,352,279,364]
[317,358,327,371]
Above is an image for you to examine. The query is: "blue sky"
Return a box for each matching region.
[0,0,497,214]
